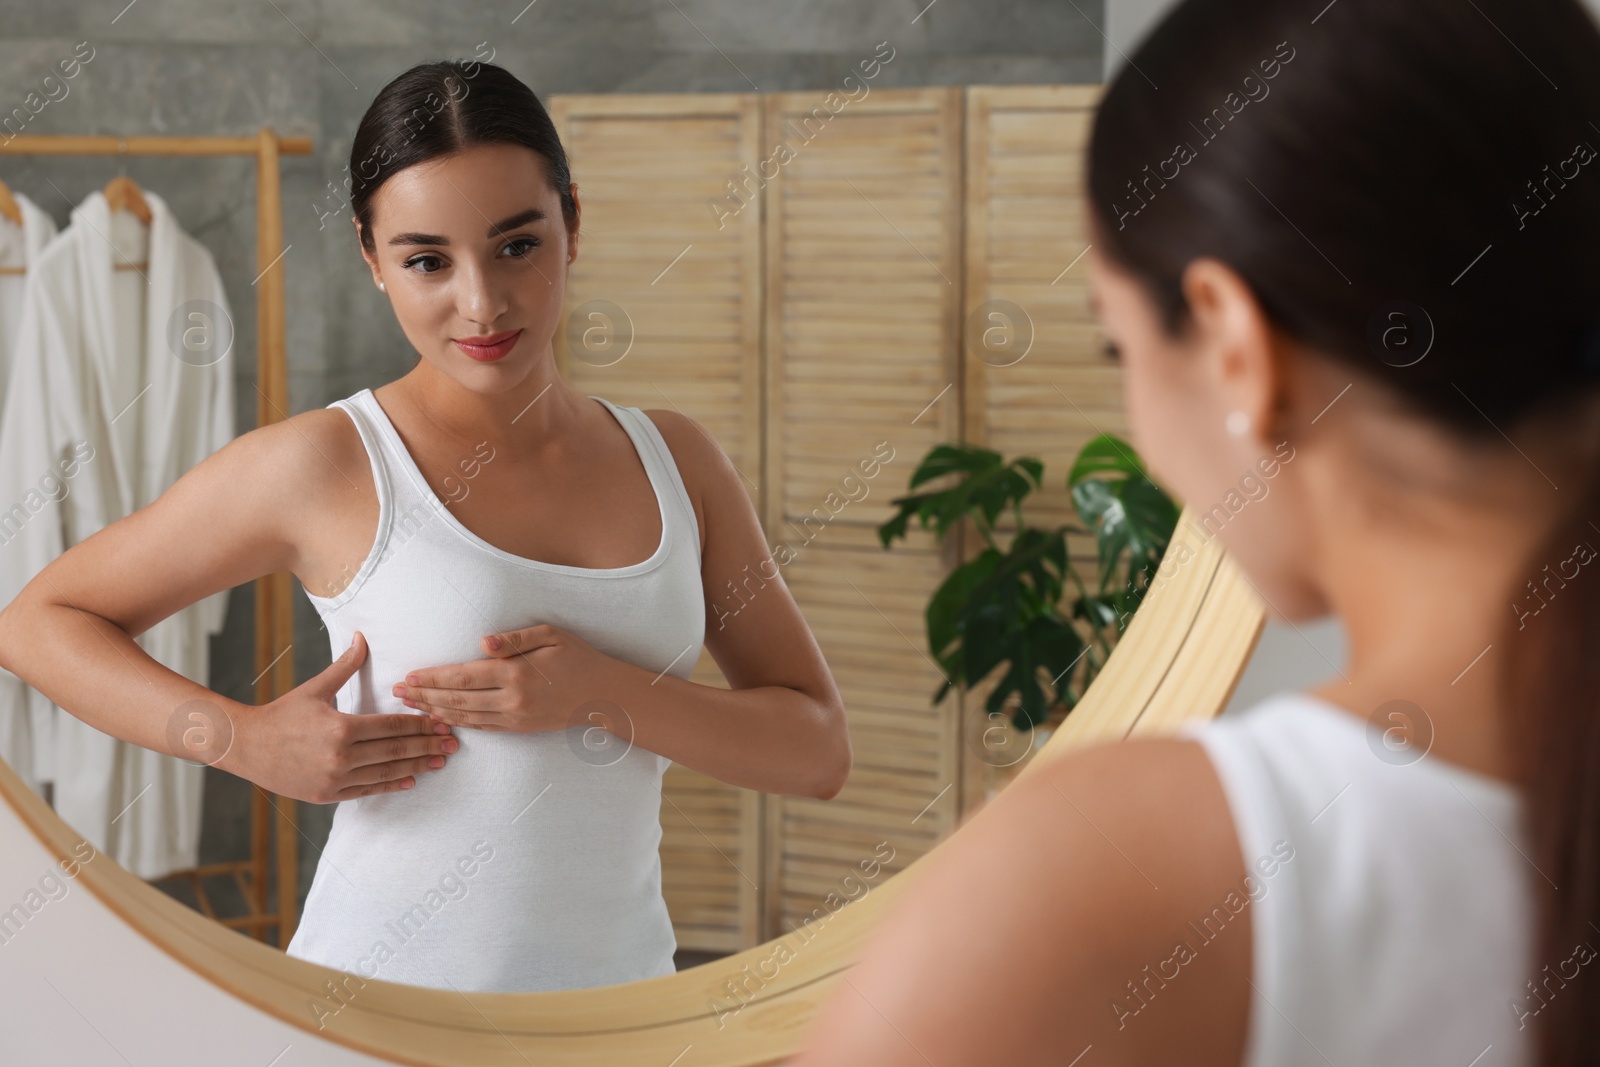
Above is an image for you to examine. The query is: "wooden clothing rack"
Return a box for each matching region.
[0,129,312,947]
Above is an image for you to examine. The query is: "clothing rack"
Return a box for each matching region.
[0,261,147,273]
[0,130,312,946]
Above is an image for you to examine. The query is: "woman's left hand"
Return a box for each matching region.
[393,623,632,733]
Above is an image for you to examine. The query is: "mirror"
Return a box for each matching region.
[0,7,1267,1062]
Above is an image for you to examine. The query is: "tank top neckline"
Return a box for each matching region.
[1269,689,1522,807]
[352,386,672,580]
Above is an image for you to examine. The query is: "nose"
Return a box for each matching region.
[455,260,509,330]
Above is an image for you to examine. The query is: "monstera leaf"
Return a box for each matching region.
[879,431,1177,732]
[878,443,1044,548]
[1068,435,1180,592]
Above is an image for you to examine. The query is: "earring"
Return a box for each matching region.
[378,282,386,291]
[1226,410,1251,437]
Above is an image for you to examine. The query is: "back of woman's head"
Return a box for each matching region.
[1088,0,1600,1060]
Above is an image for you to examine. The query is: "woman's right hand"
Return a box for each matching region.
[221,631,456,804]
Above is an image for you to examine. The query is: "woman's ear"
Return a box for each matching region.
[1181,256,1286,448]
[567,182,582,265]
[352,215,384,291]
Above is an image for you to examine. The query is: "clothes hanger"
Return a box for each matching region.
[103,137,150,272]
[0,179,21,275]
[0,179,25,275]
[0,179,21,228]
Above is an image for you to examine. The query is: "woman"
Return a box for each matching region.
[797,0,1600,1064]
[0,61,849,993]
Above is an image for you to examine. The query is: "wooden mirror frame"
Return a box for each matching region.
[0,507,1264,1064]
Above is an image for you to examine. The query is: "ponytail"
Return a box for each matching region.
[1510,450,1600,1062]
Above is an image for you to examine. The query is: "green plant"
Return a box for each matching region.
[876,434,1179,731]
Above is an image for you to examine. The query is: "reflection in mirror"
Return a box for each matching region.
[0,28,1153,1017]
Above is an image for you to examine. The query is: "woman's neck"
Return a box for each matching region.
[387,351,582,454]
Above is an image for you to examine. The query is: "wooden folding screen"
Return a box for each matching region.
[758,87,967,940]
[965,86,1117,531]
[551,84,1116,952]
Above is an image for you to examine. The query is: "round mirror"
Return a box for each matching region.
[0,69,1268,1065]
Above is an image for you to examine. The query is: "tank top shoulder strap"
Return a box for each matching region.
[326,391,398,510]
[315,390,399,608]
[1179,695,1292,880]
[1177,695,1323,1065]
[593,397,702,569]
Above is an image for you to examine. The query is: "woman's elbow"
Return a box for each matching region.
[812,701,852,800]
[0,595,37,674]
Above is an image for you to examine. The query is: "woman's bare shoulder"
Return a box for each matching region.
[638,407,717,552]
[5,403,382,637]
[986,736,1253,1063]
[192,404,375,587]
[795,733,1251,1067]
[216,405,373,515]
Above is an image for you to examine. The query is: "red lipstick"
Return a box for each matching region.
[454,328,522,362]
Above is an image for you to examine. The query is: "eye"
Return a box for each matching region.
[403,253,444,275]
[503,236,541,258]
[1101,338,1122,362]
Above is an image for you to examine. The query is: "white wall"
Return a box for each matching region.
[1104,0,1178,81]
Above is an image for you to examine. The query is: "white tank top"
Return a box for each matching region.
[1179,691,1534,1065]
[284,387,705,994]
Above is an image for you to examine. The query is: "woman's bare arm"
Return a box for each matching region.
[793,737,1252,1067]
[612,407,851,799]
[0,411,456,803]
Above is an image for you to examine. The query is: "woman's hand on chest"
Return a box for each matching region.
[393,622,641,735]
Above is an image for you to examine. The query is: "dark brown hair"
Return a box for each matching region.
[348,58,578,255]
[1088,0,1600,1061]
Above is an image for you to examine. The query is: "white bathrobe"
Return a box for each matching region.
[0,192,60,792]
[0,188,234,880]
[0,191,61,408]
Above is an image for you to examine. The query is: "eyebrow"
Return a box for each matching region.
[386,207,548,247]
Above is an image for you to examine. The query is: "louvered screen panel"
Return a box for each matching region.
[761,87,965,939]
[768,525,954,937]
[961,86,1123,807]
[550,93,764,952]
[965,86,1116,531]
